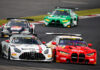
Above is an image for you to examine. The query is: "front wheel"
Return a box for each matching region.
[53,51,56,62]
[68,19,73,28]
[73,17,79,27]
[8,48,11,60]
[74,19,78,27]
[0,43,3,57]
[30,28,33,34]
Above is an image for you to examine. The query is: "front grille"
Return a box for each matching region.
[10,27,24,33]
[51,20,55,24]
[71,53,78,62]
[11,30,23,33]
[19,52,45,60]
[79,53,85,62]
[49,20,63,27]
[56,20,60,24]
[71,53,85,63]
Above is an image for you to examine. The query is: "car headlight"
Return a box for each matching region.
[14,48,21,53]
[62,20,68,22]
[44,49,49,54]
[87,53,95,56]
[45,19,50,22]
[60,51,70,55]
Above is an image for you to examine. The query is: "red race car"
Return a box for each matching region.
[46,33,97,64]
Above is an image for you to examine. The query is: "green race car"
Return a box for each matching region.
[44,7,79,28]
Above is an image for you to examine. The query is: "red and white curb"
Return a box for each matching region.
[79,14,100,19]
[31,21,44,24]
[31,14,100,24]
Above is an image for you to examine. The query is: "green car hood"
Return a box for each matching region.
[46,15,71,20]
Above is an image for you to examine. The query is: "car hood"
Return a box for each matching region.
[47,15,71,20]
[58,45,96,53]
[11,44,47,51]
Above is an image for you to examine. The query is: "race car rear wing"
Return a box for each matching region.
[46,33,81,37]
[6,18,34,21]
[55,6,79,10]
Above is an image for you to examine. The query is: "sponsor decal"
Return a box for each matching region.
[60,57,66,60]
[89,59,94,61]
[38,45,42,53]
[48,54,52,58]
[11,26,22,30]
[11,53,17,56]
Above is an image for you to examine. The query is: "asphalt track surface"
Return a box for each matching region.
[0,0,100,19]
[0,17,100,70]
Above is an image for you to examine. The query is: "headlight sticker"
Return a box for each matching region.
[87,53,94,56]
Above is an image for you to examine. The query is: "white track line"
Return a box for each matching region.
[62,0,88,4]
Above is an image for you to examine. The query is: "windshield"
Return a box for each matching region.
[8,21,28,27]
[11,37,41,44]
[52,10,69,16]
[59,38,87,47]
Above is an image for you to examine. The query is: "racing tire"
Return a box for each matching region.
[8,48,11,60]
[74,19,78,27]
[70,19,73,28]
[33,29,36,34]
[0,43,2,56]
[53,51,56,62]
[30,29,33,34]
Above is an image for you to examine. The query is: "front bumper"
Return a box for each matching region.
[56,53,96,64]
[2,30,31,35]
[44,20,70,27]
[10,52,53,62]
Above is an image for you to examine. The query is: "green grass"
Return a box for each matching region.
[0,19,8,25]
[75,8,100,16]
[0,8,100,25]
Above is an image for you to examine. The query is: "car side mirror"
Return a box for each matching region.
[88,43,92,47]
[52,42,56,45]
[5,40,10,43]
[42,41,46,44]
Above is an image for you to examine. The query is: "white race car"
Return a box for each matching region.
[0,19,35,37]
[1,34,53,62]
